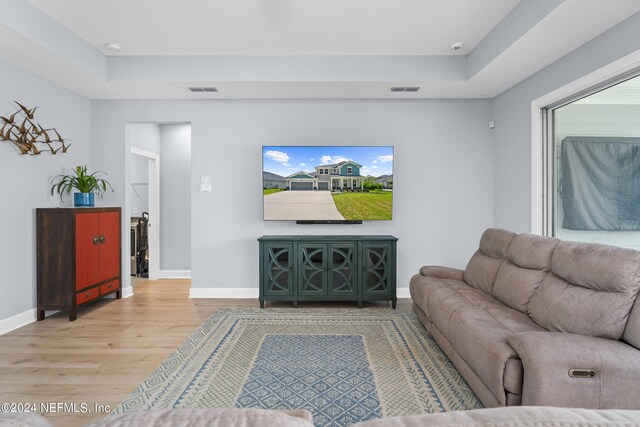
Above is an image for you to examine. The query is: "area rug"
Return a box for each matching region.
[113,308,482,426]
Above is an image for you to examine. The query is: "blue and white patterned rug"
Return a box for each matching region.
[113,308,482,426]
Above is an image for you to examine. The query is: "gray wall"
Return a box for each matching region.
[91,100,494,292]
[491,11,640,233]
[159,123,191,271]
[128,123,161,217]
[0,58,91,321]
[129,154,149,216]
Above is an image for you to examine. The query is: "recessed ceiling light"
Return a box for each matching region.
[450,42,463,52]
[106,42,122,52]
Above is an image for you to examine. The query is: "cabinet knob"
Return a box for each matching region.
[92,236,100,245]
[100,235,106,244]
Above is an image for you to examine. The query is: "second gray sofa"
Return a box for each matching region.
[409,228,640,409]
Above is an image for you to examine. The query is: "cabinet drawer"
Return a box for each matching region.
[76,287,99,305]
[100,280,120,295]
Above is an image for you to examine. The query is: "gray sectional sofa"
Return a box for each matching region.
[410,228,640,409]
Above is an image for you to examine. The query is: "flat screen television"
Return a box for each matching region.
[263,146,393,223]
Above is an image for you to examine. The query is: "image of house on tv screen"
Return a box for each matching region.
[262,146,393,221]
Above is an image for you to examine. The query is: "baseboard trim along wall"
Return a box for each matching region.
[159,270,192,279]
[121,286,134,298]
[0,309,37,336]
[397,288,410,299]
[189,287,258,299]
[189,287,411,299]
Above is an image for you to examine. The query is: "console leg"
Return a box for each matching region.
[37,309,45,321]
[357,300,363,309]
[260,300,264,309]
[391,298,397,309]
[69,307,77,321]
[293,301,298,308]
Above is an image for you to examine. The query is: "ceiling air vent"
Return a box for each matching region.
[390,86,420,92]
[187,86,218,93]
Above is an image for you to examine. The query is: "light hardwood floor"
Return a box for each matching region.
[0,279,409,426]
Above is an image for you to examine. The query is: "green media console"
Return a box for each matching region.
[258,235,398,308]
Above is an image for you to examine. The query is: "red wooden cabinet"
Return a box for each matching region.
[37,207,122,321]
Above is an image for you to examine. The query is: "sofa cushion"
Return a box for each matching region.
[464,229,516,294]
[447,304,544,403]
[425,278,502,338]
[411,274,509,337]
[351,406,640,427]
[415,274,545,403]
[86,408,315,427]
[492,234,559,313]
[624,297,640,349]
[409,273,441,319]
[0,413,53,427]
[528,241,640,339]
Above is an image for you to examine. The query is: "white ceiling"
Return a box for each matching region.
[0,0,638,99]
[27,0,520,56]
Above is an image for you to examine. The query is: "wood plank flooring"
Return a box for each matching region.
[0,279,410,426]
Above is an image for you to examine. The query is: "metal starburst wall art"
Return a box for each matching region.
[0,101,71,155]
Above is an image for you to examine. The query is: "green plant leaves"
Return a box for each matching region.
[50,165,113,201]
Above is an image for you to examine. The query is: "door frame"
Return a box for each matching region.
[130,146,160,280]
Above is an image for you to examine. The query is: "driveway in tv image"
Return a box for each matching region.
[264,191,345,220]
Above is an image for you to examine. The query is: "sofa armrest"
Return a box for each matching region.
[508,331,640,409]
[418,266,464,281]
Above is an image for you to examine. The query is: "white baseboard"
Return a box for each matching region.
[190,287,258,299]
[397,287,410,298]
[0,309,37,336]
[159,270,191,279]
[189,287,411,299]
[121,286,134,298]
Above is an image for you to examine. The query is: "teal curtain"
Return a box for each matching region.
[561,136,640,231]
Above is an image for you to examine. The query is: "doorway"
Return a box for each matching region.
[130,146,160,280]
[126,122,192,291]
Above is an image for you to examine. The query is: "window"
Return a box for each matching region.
[347,167,352,175]
[324,168,329,175]
[544,73,640,250]
[318,169,324,175]
[333,168,338,173]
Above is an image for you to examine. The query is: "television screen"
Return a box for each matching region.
[263,146,393,221]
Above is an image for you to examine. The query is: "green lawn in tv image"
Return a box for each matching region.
[332,190,392,220]
[262,146,393,221]
[263,188,284,195]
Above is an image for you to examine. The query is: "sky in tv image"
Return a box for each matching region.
[263,146,393,177]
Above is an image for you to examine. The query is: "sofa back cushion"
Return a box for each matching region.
[528,241,640,339]
[492,234,559,313]
[464,229,516,294]
[623,296,640,349]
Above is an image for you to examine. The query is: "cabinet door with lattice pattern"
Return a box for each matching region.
[263,243,294,297]
[327,243,357,297]
[361,243,394,299]
[298,243,327,296]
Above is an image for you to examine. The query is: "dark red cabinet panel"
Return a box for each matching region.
[37,207,122,321]
[75,213,101,290]
[99,211,120,282]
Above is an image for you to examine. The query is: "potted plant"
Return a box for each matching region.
[50,165,113,207]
